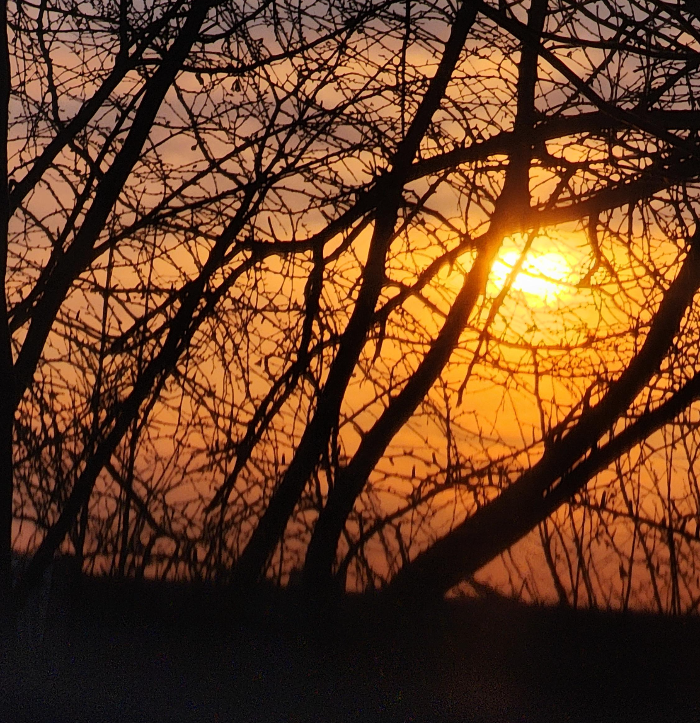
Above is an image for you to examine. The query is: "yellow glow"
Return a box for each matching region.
[489,248,573,304]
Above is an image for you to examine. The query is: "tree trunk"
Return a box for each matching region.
[0,0,14,640]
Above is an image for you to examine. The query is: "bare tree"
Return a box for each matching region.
[4,0,700,632]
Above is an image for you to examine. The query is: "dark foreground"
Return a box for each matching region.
[1,577,699,722]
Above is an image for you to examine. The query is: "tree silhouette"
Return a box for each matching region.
[3,0,700,628]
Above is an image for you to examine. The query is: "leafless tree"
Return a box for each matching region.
[3,0,700,634]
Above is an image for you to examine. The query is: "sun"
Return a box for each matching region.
[489,248,573,304]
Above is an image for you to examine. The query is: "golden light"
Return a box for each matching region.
[489,248,574,304]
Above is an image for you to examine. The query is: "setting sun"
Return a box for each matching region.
[489,248,574,304]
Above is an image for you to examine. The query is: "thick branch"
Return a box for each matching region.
[11,1,212,410]
[388,230,700,600]
[231,0,481,590]
[302,0,550,592]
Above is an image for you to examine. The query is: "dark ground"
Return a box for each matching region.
[1,576,699,722]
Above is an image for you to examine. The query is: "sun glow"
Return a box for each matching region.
[489,248,574,304]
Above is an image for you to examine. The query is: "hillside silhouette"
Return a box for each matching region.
[3,573,699,722]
